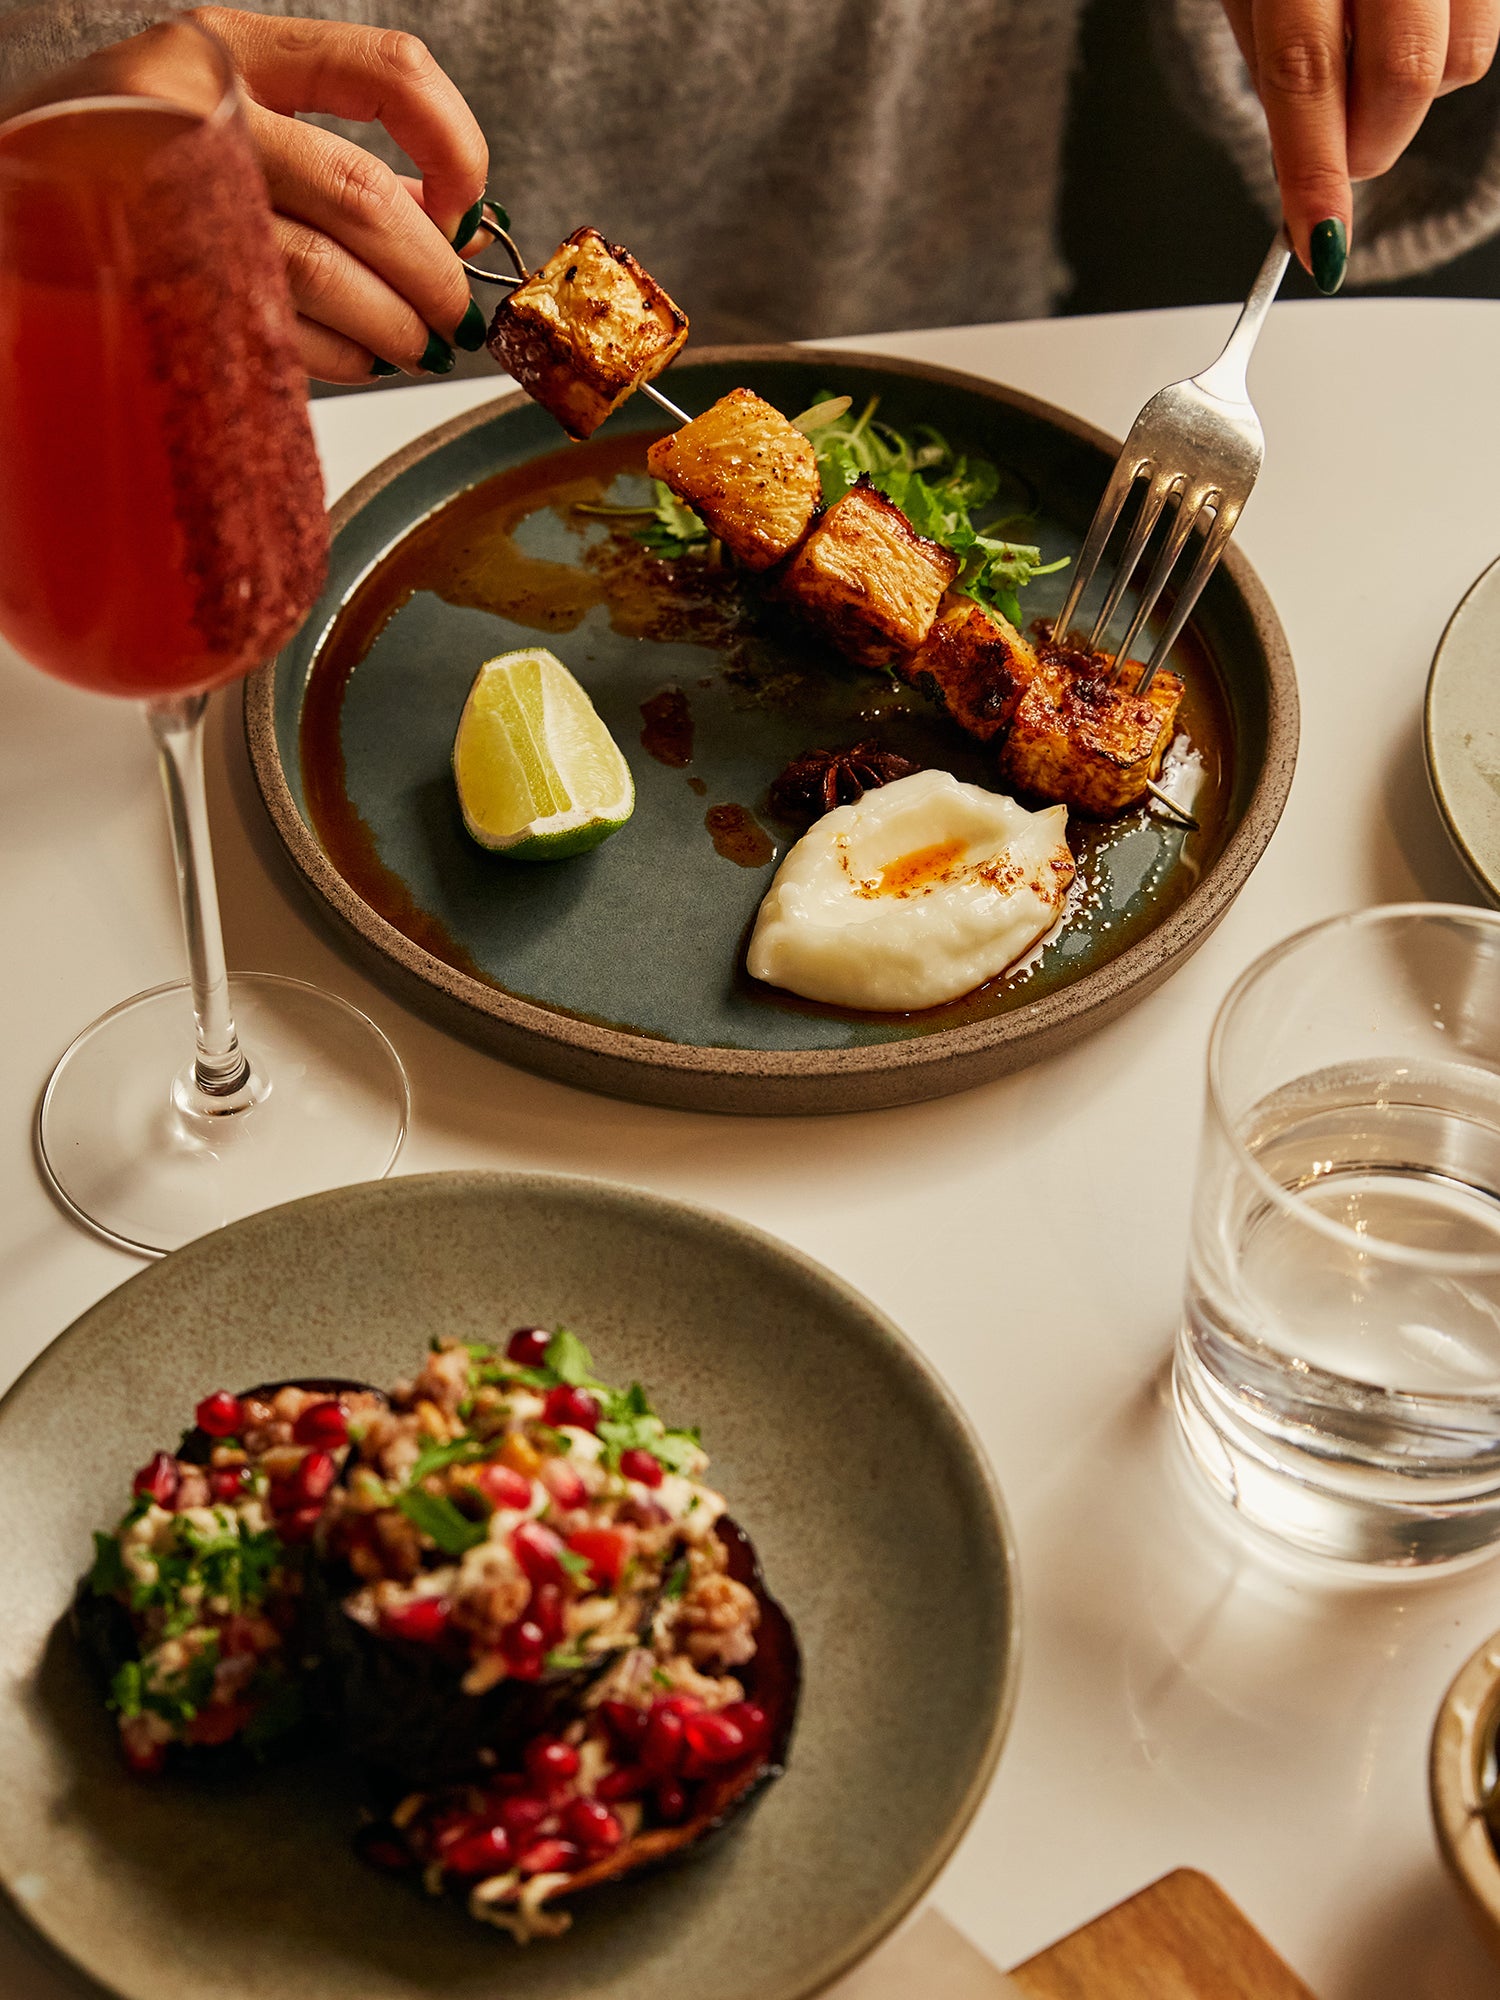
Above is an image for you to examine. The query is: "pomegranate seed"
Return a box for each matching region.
[562,1796,624,1854]
[292,1399,348,1447]
[641,1705,686,1777]
[194,1390,242,1438]
[530,1582,566,1645]
[277,1504,324,1546]
[511,1520,567,1590]
[654,1692,704,1720]
[524,1736,579,1786]
[185,1700,252,1747]
[501,1617,547,1680]
[209,1466,247,1502]
[596,1764,649,1802]
[654,1778,689,1824]
[720,1701,770,1754]
[289,1449,337,1506]
[382,1597,450,1644]
[601,1700,649,1752]
[443,1825,513,1878]
[497,1794,550,1844]
[506,1326,552,1368]
[120,1728,166,1777]
[542,1385,600,1433]
[478,1462,533,1512]
[565,1526,629,1591]
[517,1837,581,1877]
[131,1452,178,1508]
[682,1710,748,1775]
[618,1447,663,1488]
[539,1457,587,1509]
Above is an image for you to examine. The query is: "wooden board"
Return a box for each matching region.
[827,1871,1318,2000]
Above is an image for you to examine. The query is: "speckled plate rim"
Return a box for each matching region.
[1424,550,1500,907]
[1430,1622,1500,1964]
[0,1168,1021,2000]
[245,345,1299,1110]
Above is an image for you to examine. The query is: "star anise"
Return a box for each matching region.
[767,740,922,826]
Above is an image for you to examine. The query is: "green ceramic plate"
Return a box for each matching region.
[1426,552,1500,904]
[246,348,1298,1113]
[0,1171,1016,2000]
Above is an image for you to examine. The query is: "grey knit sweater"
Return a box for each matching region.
[7,0,1500,335]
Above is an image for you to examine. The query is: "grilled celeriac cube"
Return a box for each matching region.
[487,228,688,441]
[998,648,1184,816]
[646,389,822,570]
[899,595,1040,742]
[777,476,959,668]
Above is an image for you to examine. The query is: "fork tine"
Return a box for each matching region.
[1134,500,1241,693]
[1050,451,1150,642]
[1109,486,1215,673]
[1086,470,1184,650]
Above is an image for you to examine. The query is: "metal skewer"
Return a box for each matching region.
[458,200,691,427]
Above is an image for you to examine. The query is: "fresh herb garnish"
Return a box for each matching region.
[407,1435,489,1487]
[556,1546,593,1582]
[395,1488,488,1558]
[662,1557,690,1601]
[88,1531,127,1597]
[544,1645,592,1673]
[629,390,1067,627]
[545,1328,604,1388]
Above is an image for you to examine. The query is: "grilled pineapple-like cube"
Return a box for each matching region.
[997,648,1185,816]
[645,389,821,571]
[778,476,959,668]
[486,227,688,441]
[899,595,1040,742]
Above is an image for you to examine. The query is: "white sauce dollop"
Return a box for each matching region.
[747,769,1075,1011]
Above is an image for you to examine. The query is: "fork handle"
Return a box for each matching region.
[1193,227,1291,404]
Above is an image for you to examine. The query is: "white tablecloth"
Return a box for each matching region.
[5,298,1500,1998]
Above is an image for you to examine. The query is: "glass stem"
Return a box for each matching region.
[147,693,251,1098]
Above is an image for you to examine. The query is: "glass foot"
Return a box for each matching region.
[37,973,409,1257]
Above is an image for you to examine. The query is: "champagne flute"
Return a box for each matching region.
[0,4,409,1256]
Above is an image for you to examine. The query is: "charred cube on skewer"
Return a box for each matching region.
[997,645,1185,817]
[899,595,1040,743]
[777,476,960,668]
[646,389,823,571]
[486,227,689,441]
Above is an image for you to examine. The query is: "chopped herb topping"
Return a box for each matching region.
[395,1488,488,1558]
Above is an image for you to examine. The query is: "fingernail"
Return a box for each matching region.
[369,357,400,377]
[420,331,455,374]
[454,298,487,351]
[451,198,483,248]
[1310,217,1347,296]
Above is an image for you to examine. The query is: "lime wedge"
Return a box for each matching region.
[453,647,635,860]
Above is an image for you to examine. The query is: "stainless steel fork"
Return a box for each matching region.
[1052,227,1291,693]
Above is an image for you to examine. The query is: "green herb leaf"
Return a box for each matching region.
[545,1328,602,1388]
[407,1435,489,1487]
[556,1546,593,1582]
[88,1531,127,1597]
[544,1645,591,1673]
[395,1488,487,1558]
[662,1557,690,1601]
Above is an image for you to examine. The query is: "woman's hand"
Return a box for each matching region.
[187,8,489,380]
[1219,0,1500,289]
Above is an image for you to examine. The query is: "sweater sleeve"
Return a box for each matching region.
[1155,0,1500,285]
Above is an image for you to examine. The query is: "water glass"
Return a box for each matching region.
[1174,904,1500,1565]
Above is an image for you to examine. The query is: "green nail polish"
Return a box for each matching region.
[369,357,400,377]
[1310,217,1347,296]
[452,198,483,249]
[420,331,455,374]
[454,299,487,351]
